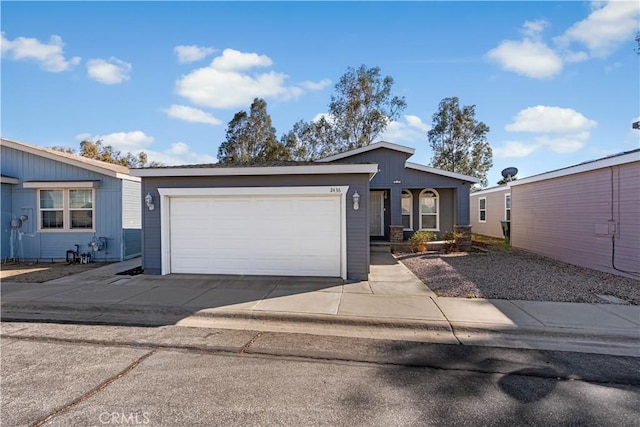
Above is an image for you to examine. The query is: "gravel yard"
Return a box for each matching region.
[397,247,639,305]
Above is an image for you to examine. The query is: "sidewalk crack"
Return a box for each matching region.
[430,296,462,345]
[31,348,158,427]
[239,331,264,353]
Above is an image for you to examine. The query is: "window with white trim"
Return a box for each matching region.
[479,197,486,223]
[401,190,413,230]
[38,189,94,231]
[505,194,511,221]
[419,189,439,231]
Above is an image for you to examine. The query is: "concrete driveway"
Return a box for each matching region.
[2,251,638,356]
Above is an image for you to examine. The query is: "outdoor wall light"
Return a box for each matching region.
[145,193,155,211]
[352,191,360,211]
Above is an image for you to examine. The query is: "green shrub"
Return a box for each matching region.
[408,231,437,252]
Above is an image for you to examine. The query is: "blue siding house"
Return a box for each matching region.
[320,141,479,243]
[1,138,142,262]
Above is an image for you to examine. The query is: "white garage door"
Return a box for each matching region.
[169,194,342,277]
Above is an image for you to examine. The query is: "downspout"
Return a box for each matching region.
[609,166,639,276]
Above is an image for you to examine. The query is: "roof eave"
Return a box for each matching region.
[405,162,481,183]
[317,141,415,162]
[130,163,379,179]
[1,138,137,181]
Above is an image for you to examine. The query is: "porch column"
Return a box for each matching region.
[389,185,403,243]
[454,185,472,251]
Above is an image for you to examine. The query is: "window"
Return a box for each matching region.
[479,197,486,223]
[419,189,439,231]
[401,190,413,230]
[505,194,511,222]
[38,189,94,231]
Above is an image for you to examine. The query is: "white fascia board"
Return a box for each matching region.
[0,176,19,184]
[116,173,141,182]
[405,162,481,183]
[132,163,379,178]
[1,138,136,181]
[510,151,640,186]
[470,185,511,196]
[316,141,415,162]
[23,180,101,189]
[158,186,349,198]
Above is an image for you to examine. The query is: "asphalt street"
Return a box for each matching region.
[2,322,639,426]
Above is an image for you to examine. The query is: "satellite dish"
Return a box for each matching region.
[501,167,518,179]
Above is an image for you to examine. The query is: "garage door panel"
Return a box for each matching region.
[169,194,341,277]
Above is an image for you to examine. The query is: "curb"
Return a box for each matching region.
[2,302,638,345]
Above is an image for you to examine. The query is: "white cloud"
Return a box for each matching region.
[521,19,548,39]
[300,79,332,90]
[534,132,590,153]
[174,45,216,63]
[1,33,80,72]
[175,48,328,109]
[505,106,596,133]
[556,1,640,58]
[75,131,216,165]
[76,131,154,151]
[165,104,222,126]
[381,115,431,143]
[493,141,540,159]
[486,2,640,78]
[486,39,563,79]
[87,57,131,84]
[210,48,272,71]
[143,142,218,166]
[499,106,597,157]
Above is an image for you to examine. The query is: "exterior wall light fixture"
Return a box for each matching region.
[352,191,360,211]
[145,193,155,211]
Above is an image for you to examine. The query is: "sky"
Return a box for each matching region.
[2,1,639,188]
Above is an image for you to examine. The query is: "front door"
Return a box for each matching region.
[369,191,384,236]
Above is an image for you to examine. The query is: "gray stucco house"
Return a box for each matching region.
[1,138,142,262]
[131,141,477,281]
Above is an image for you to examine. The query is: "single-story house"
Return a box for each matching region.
[471,149,639,279]
[0,138,142,262]
[469,185,511,239]
[131,141,478,281]
[319,141,479,243]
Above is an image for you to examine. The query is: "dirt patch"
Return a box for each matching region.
[397,246,640,305]
[0,262,109,283]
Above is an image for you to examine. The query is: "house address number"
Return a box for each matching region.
[330,187,342,193]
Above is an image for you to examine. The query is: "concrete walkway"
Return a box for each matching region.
[1,252,638,356]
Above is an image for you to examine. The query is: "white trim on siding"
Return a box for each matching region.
[405,162,480,183]
[24,181,100,189]
[132,164,378,178]
[479,197,487,223]
[419,188,440,231]
[316,141,415,162]
[510,150,640,186]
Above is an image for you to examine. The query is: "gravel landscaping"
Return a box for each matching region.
[396,246,639,305]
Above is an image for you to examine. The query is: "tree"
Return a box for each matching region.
[280,117,339,161]
[328,65,406,151]
[52,139,160,168]
[497,176,518,186]
[218,98,289,163]
[427,97,493,187]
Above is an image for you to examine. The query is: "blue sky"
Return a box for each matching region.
[2,1,639,187]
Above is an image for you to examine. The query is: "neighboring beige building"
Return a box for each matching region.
[470,185,512,239]
[509,149,639,279]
